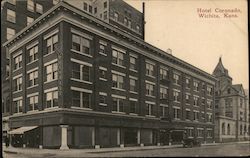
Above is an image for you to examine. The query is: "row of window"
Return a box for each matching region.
[186,128,213,138]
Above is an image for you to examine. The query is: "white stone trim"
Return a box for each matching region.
[145,59,155,65]
[111,70,126,76]
[160,104,168,107]
[71,58,92,67]
[71,87,92,93]
[185,127,194,129]
[44,59,57,66]
[43,28,59,40]
[145,101,155,105]
[173,106,181,109]
[27,67,38,74]
[160,85,168,89]
[99,40,107,46]
[129,75,138,80]
[27,92,39,98]
[111,94,126,99]
[13,96,23,101]
[185,108,191,111]
[13,74,22,79]
[13,51,22,58]
[99,92,107,96]
[111,45,126,54]
[130,53,138,58]
[26,41,39,50]
[145,80,156,85]
[129,98,138,101]
[71,28,93,40]
[44,87,58,93]
[99,66,107,71]
[173,89,181,92]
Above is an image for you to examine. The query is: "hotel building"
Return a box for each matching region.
[3,1,216,149]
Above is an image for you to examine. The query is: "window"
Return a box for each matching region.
[124,17,128,26]
[193,81,199,91]
[186,78,191,88]
[173,90,180,102]
[99,92,107,106]
[27,0,34,12]
[207,113,212,122]
[99,44,107,55]
[130,55,137,71]
[207,100,212,109]
[89,5,92,13]
[173,107,180,119]
[160,87,168,99]
[112,98,124,112]
[7,9,16,23]
[128,20,131,28]
[13,77,22,91]
[146,103,154,116]
[99,67,107,80]
[160,68,168,80]
[129,100,137,114]
[28,70,38,87]
[72,90,91,108]
[45,62,58,82]
[201,112,205,120]
[227,124,230,135]
[146,83,155,96]
[146,62,155,77]
[94,7,97,14]
[112,49,124,67]
[6,28,15,40]
[46,34,58,54]
[8,0,16,5]
[185,94,190,104]
[27,17,34,26]
[83,2,88,11]
[186,128,194,138]
[45,91,58,108]
[136,25,140,32]
[53,0,60,5]
[28,45,38,63]
[160,105,169,117]
[112,73,124,89]
[104,1,107,8]
[28,95,38,111]
[240,98,243,108]
[201,98,205,105]
[193,111,199,121]
[207,129,212,138]
[186,110,191,120]
[72,34,91,55]
[72,62,91,82]
[207,86,213,95]
[193,96,199,106]
[240,125,243,135]
[173,73,180,85]
[13,54,22,70]
[36,3,43,14]
[130,78,137,92]
[222,123,225,135]
[104,11,107,20]
[114,12,118,21]
[197,128,204,138]
[13,99,22,113]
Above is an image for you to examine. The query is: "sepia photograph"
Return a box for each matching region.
[1,0,249,157]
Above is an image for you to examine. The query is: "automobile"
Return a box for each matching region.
[182,138,201,148]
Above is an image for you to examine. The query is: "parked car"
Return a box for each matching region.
[182,138,201,148]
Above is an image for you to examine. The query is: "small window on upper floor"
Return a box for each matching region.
[94,7,97,14]
[7,9,16,23]
[89,5,92,14]
[36,3,43,14]
[114,12,119,21]
[27,0,35,12]
[136,25,140,32]
[104,11,108,20]
[6,28,15,40]
[104,1,107,8]
[83,2,88,11]
[27,17,34,26]
[227,88,231,94]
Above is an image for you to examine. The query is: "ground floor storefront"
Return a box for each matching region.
[7,109,215,149]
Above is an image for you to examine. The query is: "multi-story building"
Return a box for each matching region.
[213,58,249,142]
[1,0,57,141]
[3,1,216,149]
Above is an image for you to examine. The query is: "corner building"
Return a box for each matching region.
[4,1,216,149]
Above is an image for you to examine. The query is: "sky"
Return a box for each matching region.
[125,0,248,89]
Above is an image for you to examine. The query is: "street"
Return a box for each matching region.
[3,143,250,157]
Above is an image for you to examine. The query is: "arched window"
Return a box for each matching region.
[222,123,225,135]
[227,124,230,135]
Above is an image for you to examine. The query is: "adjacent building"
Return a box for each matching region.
[1,0,57,141]
[213,58,249,142]
[3,1,216,149]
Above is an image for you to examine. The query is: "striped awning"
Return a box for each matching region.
[8,126,38,134]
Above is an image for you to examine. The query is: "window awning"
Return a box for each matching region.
[8,126,38,134]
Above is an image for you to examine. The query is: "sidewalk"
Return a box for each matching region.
[3,141,250,156]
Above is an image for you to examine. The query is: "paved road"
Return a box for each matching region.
[3,143,250,157]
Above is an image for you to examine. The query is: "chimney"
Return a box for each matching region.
[142,2,145,40]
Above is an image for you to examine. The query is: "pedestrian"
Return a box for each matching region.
[5,136,9,147]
